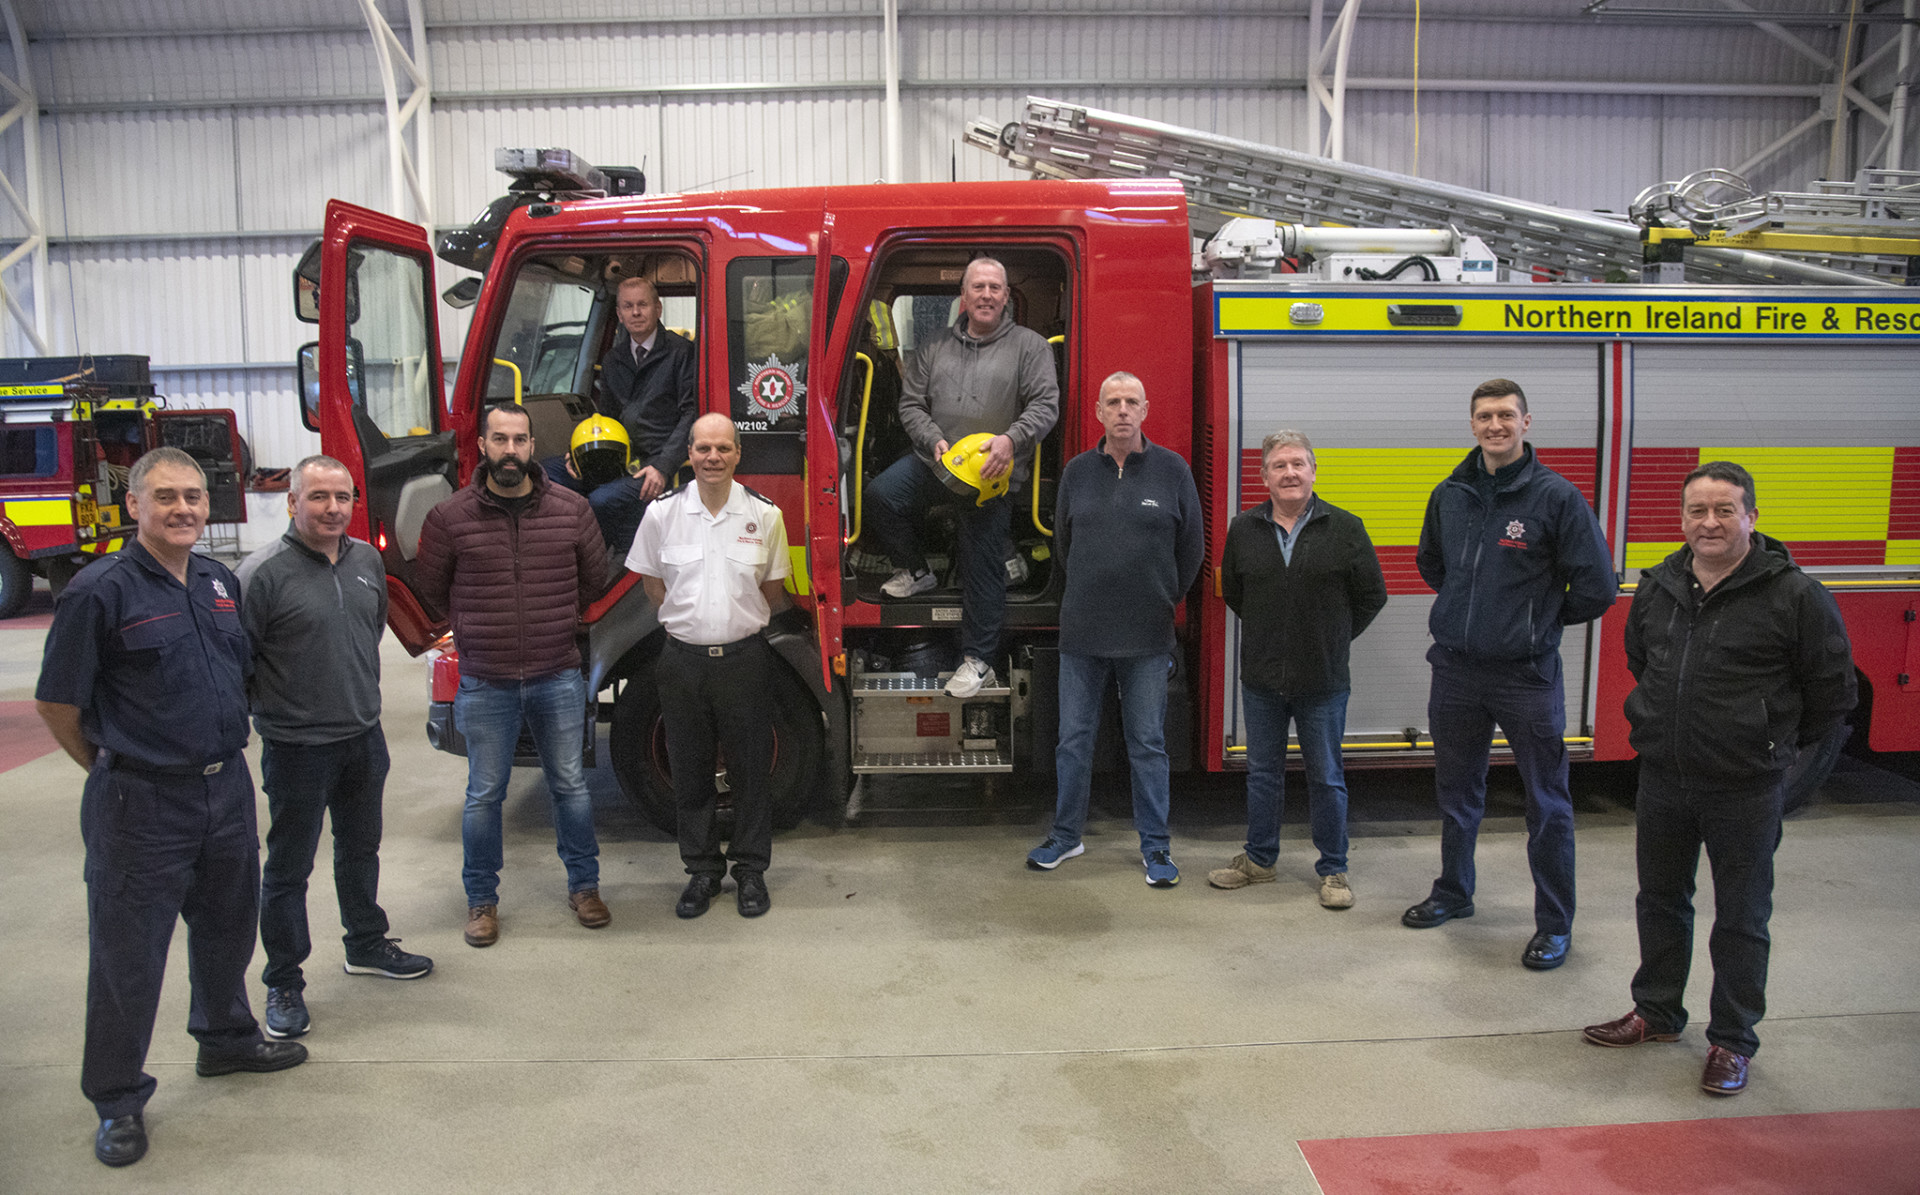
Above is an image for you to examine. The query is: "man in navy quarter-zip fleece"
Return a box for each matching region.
[1401,379,1617,974]
[1026,371,1203,887]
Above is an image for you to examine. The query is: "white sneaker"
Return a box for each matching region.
[945,657,995,698]
[881,567,937,598]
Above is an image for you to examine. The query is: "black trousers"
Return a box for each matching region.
[1630,765,1785,1058]
[82,753,263,1119]
[259,728,392,989]
[658,637,775,876]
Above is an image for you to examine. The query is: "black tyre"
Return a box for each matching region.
[608,651,826,836]
[0,547,31,620]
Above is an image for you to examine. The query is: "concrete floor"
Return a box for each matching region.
[2,599,1917,1194]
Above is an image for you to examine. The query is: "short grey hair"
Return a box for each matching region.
[129,446,205,496]
[291,454,353,496]
[1098,370,1144,399]
[1260,429,1315,469]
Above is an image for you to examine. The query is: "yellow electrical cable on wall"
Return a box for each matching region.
[1412,0,1422,176]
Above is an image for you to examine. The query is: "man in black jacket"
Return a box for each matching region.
[1583,461,1854,1097]
[1025,372,1202,887]
[1402,379,1617,972]
[1208,430,1386,907]
[545,275,698,553]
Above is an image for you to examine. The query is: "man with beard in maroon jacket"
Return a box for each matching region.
[416,403,609,948]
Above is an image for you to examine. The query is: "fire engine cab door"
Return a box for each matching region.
[805,219,844,691]
[317,199,456,654]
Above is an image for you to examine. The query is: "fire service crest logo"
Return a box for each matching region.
[736,354,805,416]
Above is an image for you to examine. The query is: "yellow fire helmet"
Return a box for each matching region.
[569,415,631,487]
[936,432,1010,507]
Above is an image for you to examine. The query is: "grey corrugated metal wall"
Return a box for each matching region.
[3,1,1908,546]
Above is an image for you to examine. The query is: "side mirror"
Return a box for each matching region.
[297,339,365,432]
[442,275,482,309]
[292,240,361,325]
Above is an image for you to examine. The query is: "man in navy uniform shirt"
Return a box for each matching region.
[36,447,306,1168]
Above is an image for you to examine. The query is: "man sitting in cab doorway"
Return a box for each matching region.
[863,257,1059,699]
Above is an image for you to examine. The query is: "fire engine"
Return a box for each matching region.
[293,131,1920,833]
[0,355,246,619]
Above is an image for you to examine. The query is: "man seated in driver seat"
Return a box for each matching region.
[544,275,697,554]
[863,257,1059,699]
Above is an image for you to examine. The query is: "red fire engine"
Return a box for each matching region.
[294,150,1919,832]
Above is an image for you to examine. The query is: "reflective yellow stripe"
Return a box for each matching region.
[1705,445,1891,542]
[3,498,72,527]
[1626,542,1683,568]
[1887,540,1920,565]
[785,546,810,596]
[1309,448,1464,547]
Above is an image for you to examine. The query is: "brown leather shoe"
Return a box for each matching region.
[568,888,611,929]
[1582,1010,1681,1047]
[1701,1045,1750,1095]
[464,904,499,947]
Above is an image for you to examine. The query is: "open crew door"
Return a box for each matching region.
[308,199,458,654]
[805,216,844,691]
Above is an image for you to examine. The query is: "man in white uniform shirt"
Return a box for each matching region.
[628,412,791,919]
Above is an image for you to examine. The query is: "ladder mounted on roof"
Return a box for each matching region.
[965,97,1904,288]
[1631,168,1920,283]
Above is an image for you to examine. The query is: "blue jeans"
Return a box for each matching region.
[1241,686,1351,874]
[864,453,1011,663]
[1426,644,1575,935]
[453,670,600,907]
[543,456,645,554]
[258,727,391,989]
[1050,651,1173,854]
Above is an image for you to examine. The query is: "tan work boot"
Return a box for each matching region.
[1318,872,1355,909]
[569,888,611,928]
[1207,853,1277,890]
[464,904,499,947]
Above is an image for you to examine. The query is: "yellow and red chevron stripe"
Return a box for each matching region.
[1238,446,1599,595]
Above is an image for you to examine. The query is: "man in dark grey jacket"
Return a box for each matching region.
[1026,372,1201,886]
[1209,430,1386,908]
[865,257,1060,699]
[1583,461,1854,1098]
[237,456,432,1043]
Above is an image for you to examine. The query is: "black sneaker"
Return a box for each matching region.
[343,938,434,980]
[263,986,309,1039]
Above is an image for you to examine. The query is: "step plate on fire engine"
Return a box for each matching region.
[853,750,1014,774]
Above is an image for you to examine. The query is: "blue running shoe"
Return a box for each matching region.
[1026,837,1085,870]
[1143,850,1180,888]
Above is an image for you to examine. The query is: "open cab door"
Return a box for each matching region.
[805,216,844,691]
[296,199,458,654]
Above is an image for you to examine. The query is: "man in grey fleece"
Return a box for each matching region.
[865,257,1060,698]
[236,456,431,1043]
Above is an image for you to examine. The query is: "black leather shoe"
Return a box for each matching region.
[195,1039,308,1077]
[1402,897,1474,928]
[736,870,771,918]
[1522,930,1571,970]
[676,873,723,919]
[1701,1045,1750,1095]
[95,1113,147,1167]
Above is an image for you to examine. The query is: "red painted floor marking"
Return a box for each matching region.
[0,700,59,772]
[1301,1108,1920,1195]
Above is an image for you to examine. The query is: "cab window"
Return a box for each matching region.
[348,246,440,438]
[477,249,701,476]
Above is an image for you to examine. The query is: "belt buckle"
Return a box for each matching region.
[707,645,725,657]
[202,761,223,775]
